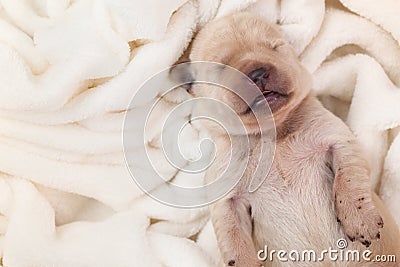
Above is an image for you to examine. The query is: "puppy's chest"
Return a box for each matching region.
[248,136,339,251]
[253,136,332,189]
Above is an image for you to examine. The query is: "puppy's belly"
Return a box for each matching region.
[249,161,346,263]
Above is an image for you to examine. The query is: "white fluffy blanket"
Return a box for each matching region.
[0,0,399,266]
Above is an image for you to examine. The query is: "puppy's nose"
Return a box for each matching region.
[249,67,267,80]
[248,67,269,88]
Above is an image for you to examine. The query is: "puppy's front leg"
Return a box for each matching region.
[331,139,383,247]
[210,195,261,267]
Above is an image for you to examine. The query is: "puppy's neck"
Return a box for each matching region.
[275,94,314,140]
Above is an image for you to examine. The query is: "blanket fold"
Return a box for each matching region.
[0,0,399,266]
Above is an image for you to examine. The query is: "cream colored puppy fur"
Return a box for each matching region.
[189,12,400,267]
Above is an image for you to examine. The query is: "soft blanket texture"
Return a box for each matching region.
[0,0,399,266]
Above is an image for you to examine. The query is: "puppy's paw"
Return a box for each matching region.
[335,194,383,247]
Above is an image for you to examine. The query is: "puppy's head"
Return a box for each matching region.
[189,12,312,134]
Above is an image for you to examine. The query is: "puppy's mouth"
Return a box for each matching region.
[257,89,286,105]
[243,90,286,114]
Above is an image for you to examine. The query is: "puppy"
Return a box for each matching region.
[188,12,400,267]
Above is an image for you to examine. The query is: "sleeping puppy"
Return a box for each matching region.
[188,12,400,267]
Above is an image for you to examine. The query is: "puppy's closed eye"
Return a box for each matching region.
[270,38,286,50]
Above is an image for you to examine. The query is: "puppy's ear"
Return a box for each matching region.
[169,62,195,92]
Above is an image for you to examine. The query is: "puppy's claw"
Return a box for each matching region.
[361,240,371,247]
[336,194,383,247]
[346,235,355,242]
[226,258,262,267]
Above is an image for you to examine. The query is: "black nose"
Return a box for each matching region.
[248,67,269,87]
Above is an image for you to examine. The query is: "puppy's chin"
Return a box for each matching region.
[244,92,311,133]
[238,95,288,134]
